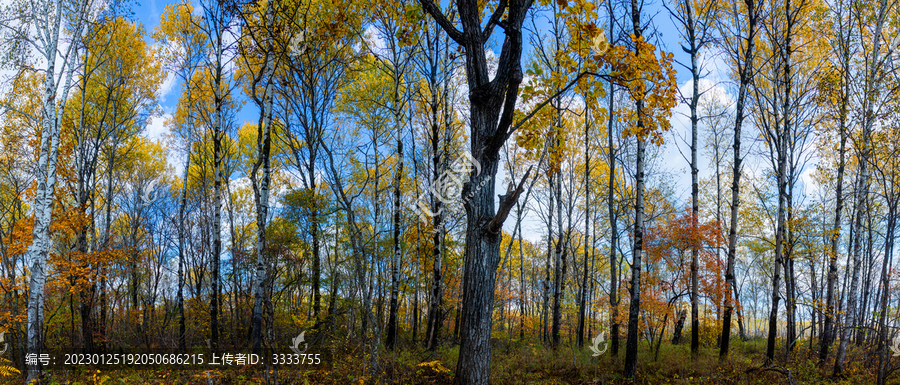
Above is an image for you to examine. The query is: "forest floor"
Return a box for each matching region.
[3,338,893,384]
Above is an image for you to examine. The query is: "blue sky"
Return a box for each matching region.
[137,0,259,147]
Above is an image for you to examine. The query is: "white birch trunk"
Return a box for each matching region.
[25,0,88,381]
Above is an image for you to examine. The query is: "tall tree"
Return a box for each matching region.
[279,0,358,327]
[834,0,895,374]
[416,10,457,351]
[817,0,854,363]
[667,0,717,356]
[872,121,900,385]
[367,1,415,349]
[191,0,239,349]
[718,0,761,358]
[154,1,205,351]
[606,0,621,355]
[234,0,286,354]
[416,0,535,382]
[0,0,91,379]
[622,0,678,378]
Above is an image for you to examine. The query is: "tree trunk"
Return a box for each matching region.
[250,4,276,352]
[820,68,847,365]
[719,0,757,358]
[785,171,797,355]
[424,24,447,350]
[876,208,896,385]
[208,4,231,349]
[386,88,404,349]
[551,137,565,348]
[26,1,84,379]
[178,151,190,350]
[835,175,867,375]
[766,0,792,359]
[834,0,887,371]
[577,107,590,347]
[607,61,620,357]
[543,205,551,345]
[672,309,687,344]
[688,8,701,355]
[765,129,786,363]
[624,134,645,379]
[624,0,647,377]
[519,210,527,341]
[311,178,321,321]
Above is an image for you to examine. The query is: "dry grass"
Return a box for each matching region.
[3,337,894,384]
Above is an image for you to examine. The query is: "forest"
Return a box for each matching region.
[0,0,898,383]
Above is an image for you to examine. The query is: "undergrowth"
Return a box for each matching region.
[0,337,892,384]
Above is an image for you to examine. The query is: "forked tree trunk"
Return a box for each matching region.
[417,0,532,382]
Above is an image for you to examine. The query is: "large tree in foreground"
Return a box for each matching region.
[415,0,675,381]
[416,0,534,382]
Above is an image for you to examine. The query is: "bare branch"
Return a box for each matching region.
[417,0,464,44]
[487,165,533,234]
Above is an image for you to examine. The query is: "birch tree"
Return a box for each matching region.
[0,0,92,380]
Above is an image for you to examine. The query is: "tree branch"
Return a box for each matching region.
[507,71,610,137]
[482,0,508,42]
[417,0,464,44]
[487,165,533,234]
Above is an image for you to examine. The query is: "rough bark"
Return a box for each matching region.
[418,0,532,382]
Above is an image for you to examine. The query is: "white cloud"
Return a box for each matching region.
[660,59,737,202]
[364,24,386,54]
[145,113,171,141]
[157,69,177,103]
[799,167,818,197]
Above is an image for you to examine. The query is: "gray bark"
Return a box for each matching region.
[720,0,759,359]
